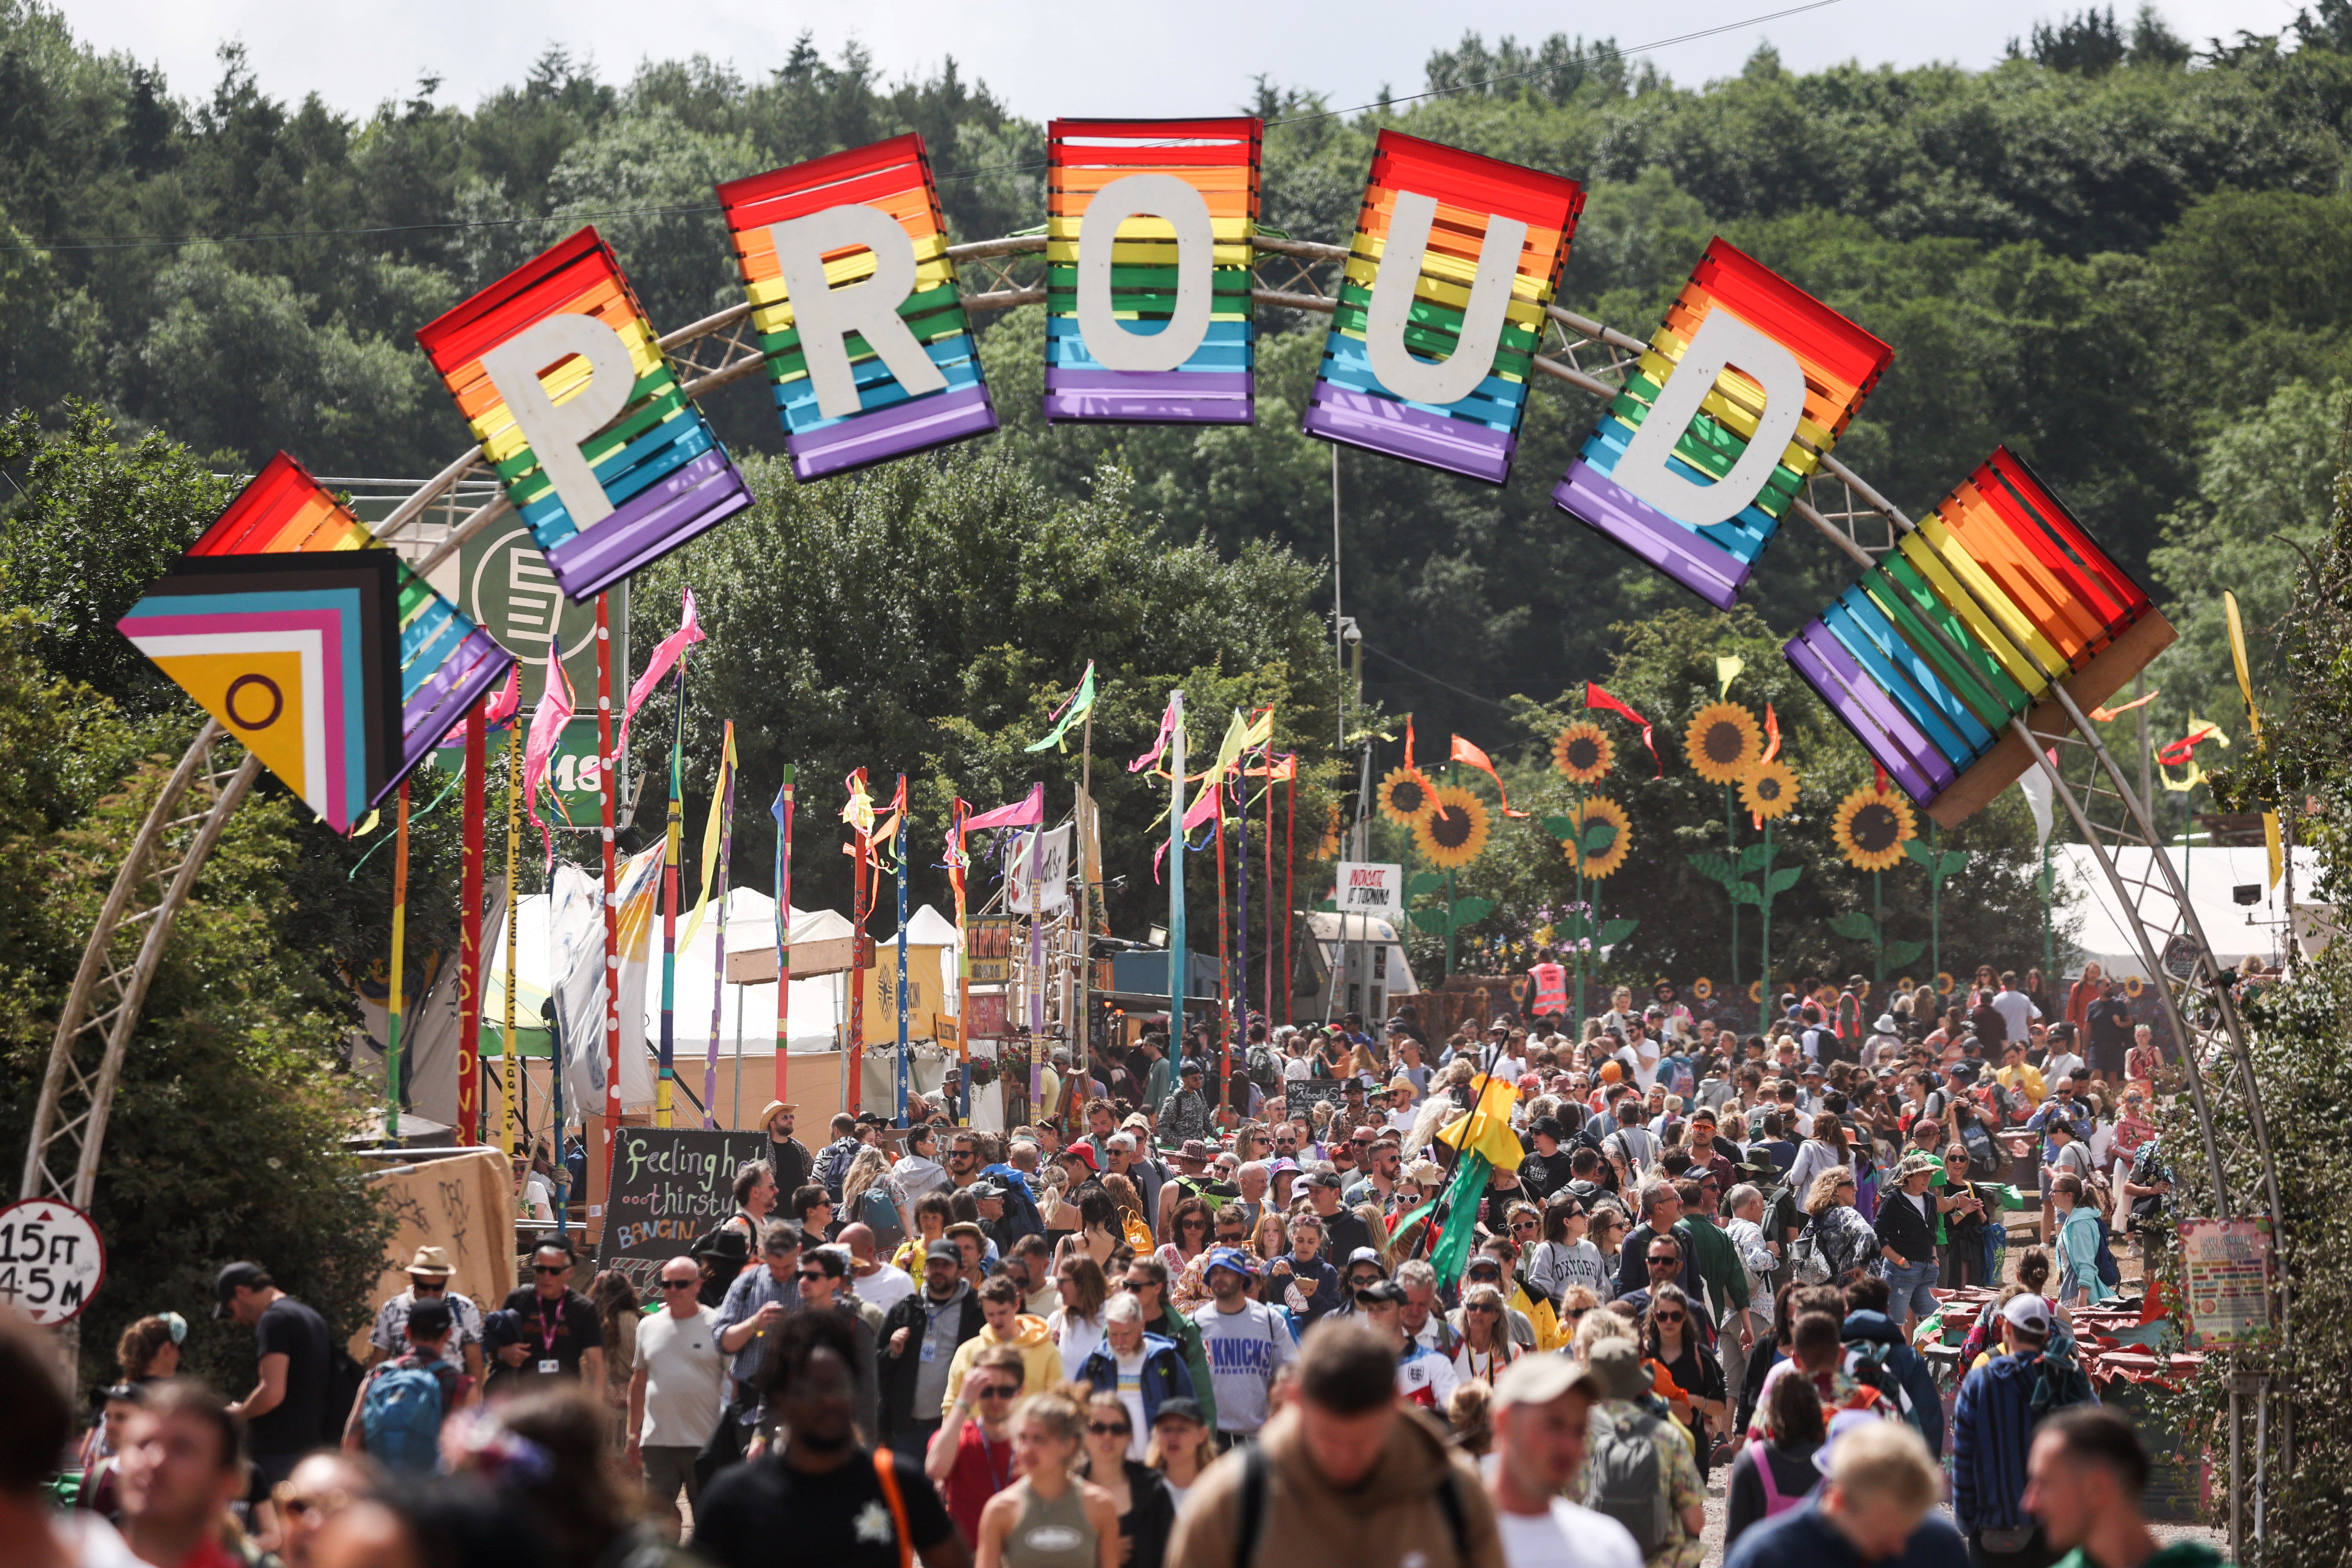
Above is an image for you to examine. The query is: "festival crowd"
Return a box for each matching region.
[9,958,2218,1568]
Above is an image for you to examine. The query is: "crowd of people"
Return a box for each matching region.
[15,959,2215,1568]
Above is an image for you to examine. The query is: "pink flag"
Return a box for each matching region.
[615,587,703,759]
[1129,694,1179,772]
[963,783,1044,834]
[522,642,576,860]
[484,662,523,728]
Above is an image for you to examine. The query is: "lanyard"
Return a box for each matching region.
[538,1295,564,1356]
[974,1426,1013,1492]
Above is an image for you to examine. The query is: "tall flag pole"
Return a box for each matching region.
[1167,692,1187,1064]
[597,594,620,1176]
[770,767,794,1105]
[386,778,412,1141]
[1077,707,1094,1084]
[701,723,738,1126]
[949,799,970,1122]
[656,648,689,1127]
[1262,740,1275,1033]
[843,770,873,1118]
[1215,741,1232,1120]
[502,721,522,1153]
[1283,760,1296,1026]
[458,701,486,1145]
[1026,799,1046,1126]
[895,774,911,1128]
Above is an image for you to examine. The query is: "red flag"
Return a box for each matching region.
[1873,761,1890,796]
[1401,715,1436,794]
[1585,683,1662,776]
[1449,735,1529,816]
[1762,702,1782,765]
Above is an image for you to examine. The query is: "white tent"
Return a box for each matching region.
[2050,843,2321,976]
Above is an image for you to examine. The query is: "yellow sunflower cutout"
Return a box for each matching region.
[1934,971,1955,996]
[1560,795,1632,879]
[1414,784,1491,869]
[1692,977,1714,1001]
[1376,765,1437,827]
[2123,974,2145,998]
[1740,758,1800,821]
[1897,976,1917,994]
[1748,980,1764,1003]
[1685,702,1764,785]
[1552,722,1614,784]
[1315,801,1343,860]
[1831,786,1917,872]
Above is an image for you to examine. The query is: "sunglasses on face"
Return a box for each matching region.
[798,1269,830,1283]
[1181,1218,1207,1231]
[1510,1219,1538,1232]
[1125,1278,1158,1292]
[1654,1311,1686,1324]
[976,1385,1016,1401]
[411,1279,447,1292]
[1465,1303,1500,1314]
[1088,1421,1132,1437]
[660,1278,698,1291]
[1648,1255,1679,1268]
[533,1264,569,1275]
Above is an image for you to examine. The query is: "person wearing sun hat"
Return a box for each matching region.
[367,1244,487,1390]
[1873,1152,1947,1335]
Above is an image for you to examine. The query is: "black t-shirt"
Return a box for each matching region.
[495,1287,600,1390]
[248,1295,331,1455]
[2084,999,2134,1063]
[1519,1148,1576,1199]
[695,1446,954,1568]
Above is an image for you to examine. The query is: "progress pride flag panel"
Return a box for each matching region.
[416,228,753,603]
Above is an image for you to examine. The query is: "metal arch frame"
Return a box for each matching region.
[23,231,2287,1537]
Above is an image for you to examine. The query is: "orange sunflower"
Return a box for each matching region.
[1692,977,1714,1001]
[1551,722,1614,784]
[1414,784,1490,869]
[1685,703,1764,785]
[1560,795,1632,879]
[1740,758,1800,821]
[1376,765,1437,827]
[1832,785,1916,872]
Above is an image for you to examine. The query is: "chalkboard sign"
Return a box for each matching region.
[1285,1080,1353,1122]
[597,1129,766,1293]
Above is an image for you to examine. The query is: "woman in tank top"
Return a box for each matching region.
[975,1391,1120,1568]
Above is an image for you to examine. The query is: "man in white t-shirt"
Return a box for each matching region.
[1353,1280,1458,1414]
[838,1222,916,1313]
[1990,971,2042,1045]
[1623,1019,1662,1091]
[629,1255,729,1540]
[1487,1354,1644,1568]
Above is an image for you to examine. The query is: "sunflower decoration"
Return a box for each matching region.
[1551,722,1614,784]
[1692,977,1713,1001]
[1559,795,1632,879]
[1748,980,1764,1003]
[1414,784,1491,869]
[1934,971,1955,996]
[1376,765,1438,827]
[1831,785,1917,872]
[1739,758,1800,821]
[1685,702,1764,785]
[2123,974,2145,998]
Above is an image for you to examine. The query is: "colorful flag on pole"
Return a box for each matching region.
[615,588,702,759]
[1448,735,1528,817]
[1024,661,1098,753]
[522,641,576,859]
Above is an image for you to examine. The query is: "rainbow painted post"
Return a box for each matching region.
[1044,117,1261,424]
[116,452,514,834]
[1785,448,2174,827]
[416,228,753,603]
[717,135,996,480]
[1302,130,1583,484]
[1554,239,1892,609]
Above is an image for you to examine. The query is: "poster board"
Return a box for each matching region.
[355,1148,514,1359]
[2177,1218,2273,1348]
[1285,1080,1351,1122]
[596,1128,767,1294]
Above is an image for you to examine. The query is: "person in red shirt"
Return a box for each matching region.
[926,1343,1025,1545]
[116,1380,248,1568]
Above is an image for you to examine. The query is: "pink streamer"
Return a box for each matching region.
[615,587,703,759]
[521,642,576,861]
[1129,695,1179,772]
[962,783,1044,834]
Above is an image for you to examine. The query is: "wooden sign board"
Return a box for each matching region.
[723,936,856,986]
[596,1127,766,1294]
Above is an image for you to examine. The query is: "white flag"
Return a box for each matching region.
[2018,761,2055,850]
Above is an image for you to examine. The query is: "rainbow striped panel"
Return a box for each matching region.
[1785,447,2167,822]
[416,228,753,602]
[1555,239,1893,608]
[717,134,996,480]
[1044,117,1260,424]
[116,453,515,833]
[1302,130,1583,484]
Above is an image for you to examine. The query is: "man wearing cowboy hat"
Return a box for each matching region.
[758,1100,815,1203]
[366,1245,485,1397]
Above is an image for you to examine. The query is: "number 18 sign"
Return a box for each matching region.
[0,1199,107,1325]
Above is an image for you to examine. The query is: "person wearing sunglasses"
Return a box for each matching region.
[366,1246,487,1395]
[1079,1387,1177,1568]
[1643,1282,1727,1478]
[927,1345,1027,1548]
[797,1245,883,1443]
[628,1254,727,1540]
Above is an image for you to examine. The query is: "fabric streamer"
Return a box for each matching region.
[1448,734,1528,817]
[700,721,737,1127]
[681,723,738,951]
[1024,661,1097,753]
[1762,702,1782,764]
[1716,655,1744,699]
[1584,683,1662,776]
[521,642,576,860]
[615,588,703,760]
[1130,693,1180,773]
[963,783,1043,834]
[2089,689,2159,723]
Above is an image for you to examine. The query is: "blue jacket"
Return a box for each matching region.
[1077,1332,1194,1429]
[1842,1310,1945,1457]
[1952,1352,2048,1532]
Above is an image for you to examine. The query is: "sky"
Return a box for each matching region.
[56,0,2311,122]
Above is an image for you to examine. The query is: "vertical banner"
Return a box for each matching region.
[1045,118,1261,424]
[717,134,997,481]
[416,228,754,602]
[1554,238,1892,609]
[1302,130,1583,484]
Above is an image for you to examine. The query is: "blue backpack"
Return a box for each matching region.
[361,1358,447,1473]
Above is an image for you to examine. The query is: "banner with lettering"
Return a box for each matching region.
[596,1127,767,1293]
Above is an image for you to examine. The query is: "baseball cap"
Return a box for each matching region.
[1179,1058,1204,1076]
[967,1180,1005,1200]
[1202,1246,1256,1279]
[1345,1246,1385,1270]
[1353,1279,1407,1306]
[213,1261,266,1319]
[1152,1396,1206,1427]
[1492,1353,1602,1409]
[2002,1293,2054,1336]
[925,1239,962,1265]
[1060,1144,1099,1172]
[1304,1170,1344,1190]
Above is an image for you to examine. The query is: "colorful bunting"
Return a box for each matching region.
[717,135,996,481]
[116,453,514,834]
[1302,130,1584,484]
[1046,119,1261,424]
[1555,239,1893,608]
[416,228,753,602]
[1785,447,2171,826]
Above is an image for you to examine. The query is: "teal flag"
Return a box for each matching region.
[1428,1152,1492,1289]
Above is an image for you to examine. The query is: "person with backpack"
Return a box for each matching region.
[1838,1277,1945,1458]
[1953,1295,2093,1568]
[1486,1353,1643,1568]
[2048,1176,2117,1306]
[1580,1335,1705,1568]
[343,1296,464,1473]
[1724,1366,1825,1550]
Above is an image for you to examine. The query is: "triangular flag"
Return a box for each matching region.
[2018,765,2054,849]
[963,783,1044,834]
[615,588,703,760]
[1585,683,1661,776]
[1716,655,1743,700]
[521,640,576,861]
[1449,735,1528,817]
[1130,693,1179,773]
[679,721,737,951]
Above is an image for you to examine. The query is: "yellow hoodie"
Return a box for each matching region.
[940,1313,1066,1414]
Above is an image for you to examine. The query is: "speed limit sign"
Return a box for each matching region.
[0,1199,106,1325]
